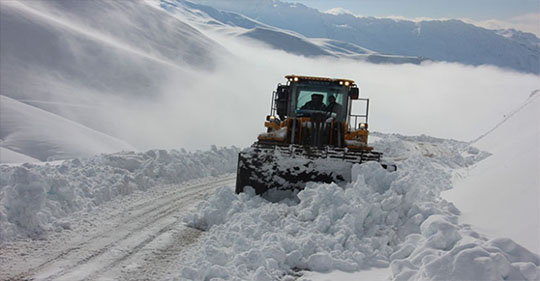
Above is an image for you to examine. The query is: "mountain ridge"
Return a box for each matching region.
[161,0,426,64]
[191,0,540,73]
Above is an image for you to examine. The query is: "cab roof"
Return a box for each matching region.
[285,74,355,84]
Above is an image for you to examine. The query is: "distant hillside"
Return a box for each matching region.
[162,0,425,64]
[192,0,540,74]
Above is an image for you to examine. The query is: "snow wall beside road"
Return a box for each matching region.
[0,146,240,243]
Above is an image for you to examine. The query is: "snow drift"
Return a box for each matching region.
[0,95,135,161]
[0,146,239,243]
[444,91,540,253]
[181,133,539,280]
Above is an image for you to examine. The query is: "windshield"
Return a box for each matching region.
[295,86,347,120]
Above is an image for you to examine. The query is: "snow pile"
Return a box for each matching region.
[0,146,239,243]
[392,235,539,280]
[180,134,538,280]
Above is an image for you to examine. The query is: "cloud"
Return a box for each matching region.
[140,29,540,150]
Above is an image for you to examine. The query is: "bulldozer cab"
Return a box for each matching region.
[295,87,346,121]
[274,75,358,124]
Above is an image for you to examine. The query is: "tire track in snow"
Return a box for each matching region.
[13,176,235,281]
[83,216,193,281]
[16,178,223,278]
[110,225,202,281]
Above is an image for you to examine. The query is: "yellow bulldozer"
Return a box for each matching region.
[236,75,395,195]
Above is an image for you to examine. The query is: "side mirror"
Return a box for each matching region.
[349,87,359,100]
[276,85,289,119]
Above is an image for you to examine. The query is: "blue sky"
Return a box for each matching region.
[283,0,539,20]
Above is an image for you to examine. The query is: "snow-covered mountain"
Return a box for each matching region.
[0,0,224,161]
[496,29,540,50]
[161,0,425,64]
[192,0,540,74]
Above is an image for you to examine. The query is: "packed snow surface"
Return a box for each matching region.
[0,146,239,243]
[182,132,539,280]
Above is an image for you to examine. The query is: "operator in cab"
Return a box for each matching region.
[301,94,326,110]
[325,95,343,120]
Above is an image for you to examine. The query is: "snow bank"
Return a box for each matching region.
[392,235,539,281]
[180,134,538,280]
[0,146,239,243]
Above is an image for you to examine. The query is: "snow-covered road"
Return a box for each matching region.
[0,175,235,281]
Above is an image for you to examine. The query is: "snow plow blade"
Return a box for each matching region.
[235,143,396,195]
